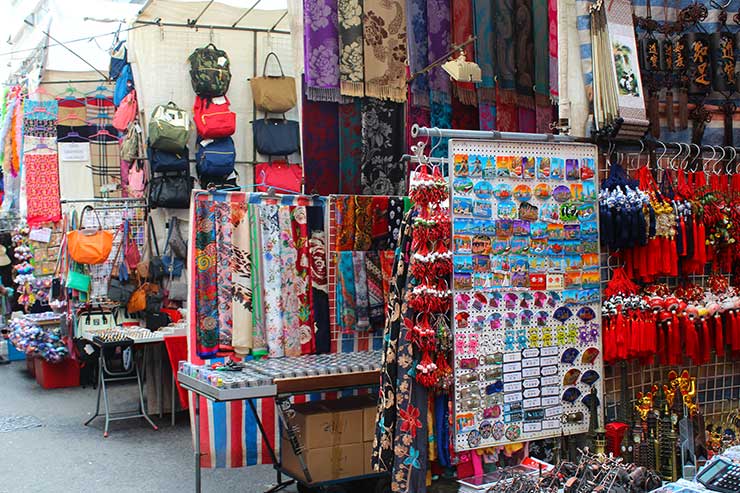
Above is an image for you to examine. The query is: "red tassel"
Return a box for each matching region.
[701,319,711,364]
[733,312,740,353]
[715,315,725,357]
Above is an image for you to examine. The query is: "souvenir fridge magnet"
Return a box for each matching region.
[453,197,474,216]
[453,176,474,194]
[454,154,470,176]
[581,369,600,386]
[513,184,532,202]
[546,273,564,290]
[454,272,473,290]
[562,387,582,403]
[510,256,529,288]
[580,158,595,180]
[570,183,584,202]
[561,347,579,364]
[582,347,600,364]
[454,235,472,253]
[534,183,551,199]
[474,180,494,199]
[518,202,539,221]
[522,157,536,179]
[473,200,493,218]
[552,185,572,202]
[565,159,580,180]
[550,158,564,180]
[496,156,514,177]
[536,157,551,178]
[493,183,513,200]
[529,273,546,290]
[482,158,496,179]
[540,203,560,222]
[454,255,474,272]
[472,235,493,254]
[578,204,597,222]
[469,156,483,177]
[498,200,517,219]
[512,220,531,236]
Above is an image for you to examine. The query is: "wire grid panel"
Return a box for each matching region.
[72,201,147,300]
[448,139,604,451]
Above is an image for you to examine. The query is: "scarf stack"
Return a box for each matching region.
[304,0,342,102]
[363,0,408,102]
[338,0,365,96]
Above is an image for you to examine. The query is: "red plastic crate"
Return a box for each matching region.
[34,357,79,389]
[26,354,36,377]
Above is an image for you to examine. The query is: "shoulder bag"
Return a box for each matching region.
[148,172,194,209]
[252,115,300,156]
[67,206,114,265]
[249,52,297,114]
[254,158,302,193]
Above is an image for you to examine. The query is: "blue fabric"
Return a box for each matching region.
[113,64,134,106]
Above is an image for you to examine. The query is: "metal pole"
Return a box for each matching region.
[195,396,201,493]
[232,0,263,27]
[134,20,289,35]
[188,0,215,27]
[410,124,585,143]
[39,79,110,85]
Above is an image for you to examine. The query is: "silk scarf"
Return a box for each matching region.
[304,0,342,102]
[361,99,405,195]
[307,206,330,353]
[338,0,365,96]
[514,0,535,110]
[473,0,496,103]
[452,0,477,105]
[291,206,315,354]
[407,0,430,107]
[363,0,408,102]
[216,201,234,353]
[194,198,219,358]
[370,196,390,250]
[353,251,370,330]
[427,0,452,104]
[365,251,385,330]
[339,100,363,194]
[302,86,340,195]
[336,195,356,251]
[354,195,373,250]
[279,206,302,357]
[387,197,404,250]
[230,201,253,355]
[548,0,559,101]
[260,205,285,357]
[24,153,61,226]
[337,250,357,332]
[249,204,268,356]
[495,0,516,105]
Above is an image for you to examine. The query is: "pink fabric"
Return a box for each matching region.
[25,153,61,226]
[548,0,558,99]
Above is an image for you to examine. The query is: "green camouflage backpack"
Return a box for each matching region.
[188,43,232,97]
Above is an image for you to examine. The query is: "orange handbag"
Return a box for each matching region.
[127,282,152,314]
[66,206,114,265]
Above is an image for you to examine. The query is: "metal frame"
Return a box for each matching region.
[134,19,289,35]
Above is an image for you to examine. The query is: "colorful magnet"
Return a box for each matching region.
[486,381,505,394]
[536,157,551,178]
[473,200,493,218]
[467,429,482,448]
[578,203,597,221]
[469,156,484,177]
[498,200,517,219]
[560,202,579,221]
[513,184,532,202]
[577,306,596,323]
[493,422,505,440]
[550,158,564,180]
[488,292,502,308]
[582,392,600,408]
[455,293,471,310]
[580,158,595,180]
[453,197,474,216]
[565,159,580,180]
[540,203,560,222]
[561,347,579,364]
[552,185,572,203]
[582,347,600,364]
[522,157,536,179]
[454,155,470,176]
[472,235,492,254]
[453,176,474,194]
[474,180,494,199]
[479,420,493,439]
[520,309,534,326]
[518,202,539,222]
[563,368,581,386]
[534,183,551,199]
[536,310,549,327]
[505,424,521,440]
[553,306,573,323]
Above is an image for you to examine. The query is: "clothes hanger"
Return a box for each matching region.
[57,129,87,142]
[56,83,84,100]
[25,141,56,153]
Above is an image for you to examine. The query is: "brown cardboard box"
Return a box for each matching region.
[281,438,364,483]
[291,401,363,447]
[363,441,373,475]
[363,405,376,442]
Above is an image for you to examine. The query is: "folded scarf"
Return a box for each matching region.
[249,204,267,356]
[304,0,342,102]
[339,100,363,194]
[291,206,315,355]
[515,0,535,109]
[339,0,365,96]
[473,0,496,103]
[337,250,357,332]
[363,0,408,102]
[365,251,385,330]
[354,195,373,250]
[353,251,370,330]
[407,0,430,107]
[336,195,356,250]
[452,0,477,105]
[361,98,405,195]
[302,84,340,195]
[261,205,285,357]
[427,0,452,103]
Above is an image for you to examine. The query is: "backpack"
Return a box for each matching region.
[109,40,127,80]
[114,64,134,106]
[148,102,190,152]
[148,146,190,173]
[188,43,232,97]
[193,95,236,139]
[195,137,236,178]
[120,122,141,161]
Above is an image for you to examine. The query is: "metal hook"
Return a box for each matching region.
[657,141,668,170]
[429,127,443,157]
[690,143,701,172]
[668,143,682,171]
[702,145,717,175]
[714,146,726,175]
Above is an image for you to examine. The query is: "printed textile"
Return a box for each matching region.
[361,99,405,195]
[363,0,408,102]
[339,100,363,194]
[24,153,61,226]
[302,89,339,195]
[304,0,342,101]
[338,0,365,96]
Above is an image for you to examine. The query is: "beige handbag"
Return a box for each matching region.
[249,52,296,114]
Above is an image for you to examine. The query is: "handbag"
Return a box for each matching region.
[148,146,189,173]
[112,90,137,131]
[193,95,236,138]
[250,52,297,113]
[146,311,171,331]
[76,305,116,338]
[128,282,161,314]
[109,40,128,80]
[162,217,184,277]
[120,122,141,161]
[166,273,188,302]
[148,102,190,152]
[252,116,300,156]
[147,217,167,281]
[108,278,135,303]
[123,220,141,271]
[254,159,302,193]
[67,206,114,265]
[168,217,187,259]
[66,268,90,293]
[148,172,194,209]
[128,160,146,199]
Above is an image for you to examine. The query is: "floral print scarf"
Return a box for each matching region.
[216,201,234,353]
[260,205,284,357]
[195,198,219,358]
[336,250,357,333]
[304,0,342,102]
[353,251,370,330]
[278,206,303,357]
[363,0,407,102]
[338,0,365,96]
[361,99,405,195]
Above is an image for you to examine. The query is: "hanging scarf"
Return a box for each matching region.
[363,0,408,102]
[497,88,519,131]
[231,201,253,355]
[452,97,480,130]
[337,250,357,332]
[361,99,405,195]
[302,86,339,195]
[336,195,357,251]
[304,0,342,102]
[370,196,391,250]
[260,205,284,357]
[24,154,61,226]
[533,0,551,132]
[339,0,365,96]
[380,250,396,308]
[339,100,363,194]
[278,206,302,357]
[215,201,234,353]
[407,0,430,107]
[452,0,477,105]
[194,198,219,358]
[387,197,404,250]
[427,0,452,104]
[515,0,535,110]
[365,251,385,330]
[548,0,559,101]
[473,0,496,103]
[354,195,373,250]
[290,206,315,354]
[249,204,267,356]
[495,0,517,105]
[307,206,330,353]
[430,100,452,157]
[353,251,370,330]
[479,101,496,130]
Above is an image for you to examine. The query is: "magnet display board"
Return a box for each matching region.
[448,139,604,451]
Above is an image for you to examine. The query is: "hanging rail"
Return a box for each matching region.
[410,125,591,144]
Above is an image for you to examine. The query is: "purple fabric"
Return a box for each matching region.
[304,0,342,102]
[408,0,430,107]
[427,0,451,102]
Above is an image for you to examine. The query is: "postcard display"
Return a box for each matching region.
[449,139,605,451]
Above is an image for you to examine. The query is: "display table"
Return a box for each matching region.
[177,350,385,493]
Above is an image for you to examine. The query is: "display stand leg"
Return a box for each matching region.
[276,397,312,484]
[171,370,176,427]
[195,396,201,493]
[246,399,294,493]
[101,357,111,438]
[158,344,164,419]
[84,371,103,427]
[137,362,158,431]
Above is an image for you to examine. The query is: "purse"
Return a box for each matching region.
[249,52,297,114]
[162,217,185,278]
[168,217,188,259]
[166,273,188,302]
[148,172,194,209]
[128,282,161,314]
[67,206,114,265]
[254,159,302,193]
[146,311,171,331]
[123,220,141,270]
[252,116,300,156]
[66,268,90,293]
[112,90,137,131]
[120,122,141,161]
[76,305,116,338]
[108,278,135,303]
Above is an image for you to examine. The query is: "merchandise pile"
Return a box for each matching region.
[8,317,68,363]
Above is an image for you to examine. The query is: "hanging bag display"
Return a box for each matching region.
[109,40,128,80]
[67,206,114,265]
[188,43,232,97]
[76,305,116,337]
[161,217,184,278]
[128,282,162,314]
[148,172,194,209]
[195,136,236,178]
[193,95,236,138]
[252,115,300,156]
[120,122,141,161]
[146,217,166,281]
[148,146,190,173]
[249,52,297,113]
[148,102,190,152]
[254,159,302,193]
[128,159,146,198]
[113,90,138,131]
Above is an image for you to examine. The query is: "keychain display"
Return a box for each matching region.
[449,140,603,451]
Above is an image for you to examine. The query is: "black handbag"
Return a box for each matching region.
[147,217,166,281]
[108,278,135,303]
[146,311,171,331]
[148,172,194,209]
[252,117,300,156]
[145,290,164,314]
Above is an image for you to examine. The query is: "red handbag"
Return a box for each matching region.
[254,159,302,193]
[193,95,236,139]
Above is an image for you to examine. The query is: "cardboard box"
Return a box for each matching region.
[363,405,376,442]
[363,441,373,475]
[281,438,364,483]
[291,401,363,447]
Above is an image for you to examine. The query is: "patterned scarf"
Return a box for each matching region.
[24,154,61,226]
[307,206,330,353]
[427,0,451,104]
[260,205,284,357]
[304,0,342,102]
[353,251,370,330]
[365,251,385,330]
[361,99,405,195]
[363,0,408,102]
[380,250,395,309]
[339,100,363,194]
[337,250,357,333]
[474,0,496,103]
[291,206,315,354]
[302,86,339,195]
[479,101,496,130]
[231,201,253,355]
[194,199,219,358]
[339,0,365,96]
[336,195,356,251]
[548,0,559,101]
[249,204,267,356]
[495,0,516,104]
[278,206,302,357]
[533,0,552,132]
[354,195,373,250]
[215,202,234,353]
[370,196,390,250]
[515,0,535,110]
[407,0,430,107]
[452,0,477,106]
[387,197,404,250]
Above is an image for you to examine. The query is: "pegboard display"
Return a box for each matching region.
[449,139,605,451]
